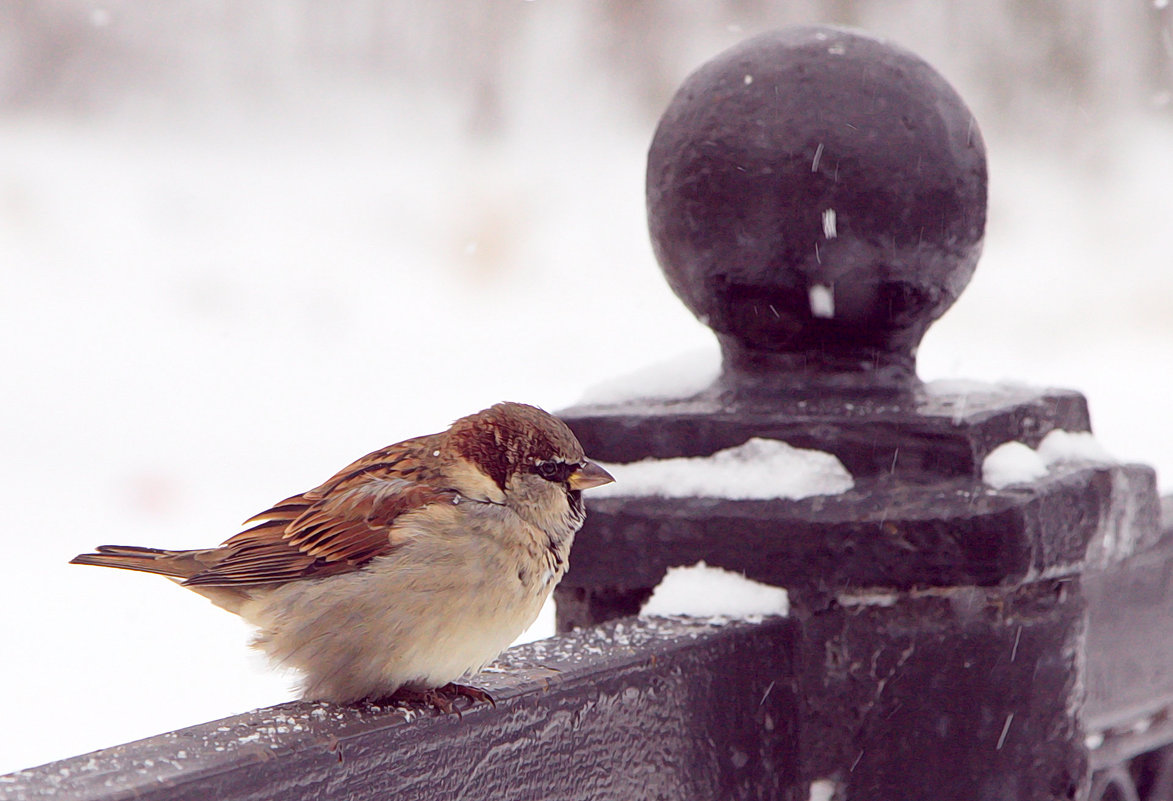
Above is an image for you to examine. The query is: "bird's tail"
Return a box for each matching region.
[70,544,201,579]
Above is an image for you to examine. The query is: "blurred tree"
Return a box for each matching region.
[0,0,1168,142]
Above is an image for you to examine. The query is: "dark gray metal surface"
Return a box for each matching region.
[1085,513,1173,770]
[794,580,1087,801]
[1,616,797,801]
[557,464,1160,625]
[562,386,1092,479]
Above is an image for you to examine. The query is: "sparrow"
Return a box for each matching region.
[71,402,614,710]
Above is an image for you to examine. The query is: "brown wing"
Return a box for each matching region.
[183,433,452,588]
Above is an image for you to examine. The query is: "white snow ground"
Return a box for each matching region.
[3,44,1173,783]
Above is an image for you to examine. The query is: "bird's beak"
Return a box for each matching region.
[568,460,615,491]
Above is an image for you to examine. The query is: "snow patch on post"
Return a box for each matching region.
[982,430,1116,488]
[578,347,721,404]
[593,437,854,500]
[982,442,1049,488]
[640,561,789,619]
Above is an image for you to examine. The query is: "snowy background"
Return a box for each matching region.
[2,0,1172,774]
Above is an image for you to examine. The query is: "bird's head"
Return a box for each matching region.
[443,402,613,533]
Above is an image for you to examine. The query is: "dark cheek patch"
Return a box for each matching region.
[451,424,516,491]
[474,439,512,490]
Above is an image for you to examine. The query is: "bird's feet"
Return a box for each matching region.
[442,682,496,709]
[389,682,496,718]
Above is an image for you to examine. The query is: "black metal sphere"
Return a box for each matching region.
[647,26,987,383]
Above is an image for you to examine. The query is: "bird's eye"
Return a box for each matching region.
[534,461,571,482]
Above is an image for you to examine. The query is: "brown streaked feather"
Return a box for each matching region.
[241,504,303,525]
[181,541,358,587]
[69,545,219,580]
[237,434,439,524]
[73,433,457,589]
[300,435,440,500]
[183,435,453,587]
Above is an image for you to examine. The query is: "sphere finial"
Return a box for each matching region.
[647,26,987,390]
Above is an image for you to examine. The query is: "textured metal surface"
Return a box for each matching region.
[1086,512,1173,769]
[560,464,1159,605]
[795,580,1087,801]
[562,385,1091,479]
[1,616,798,801]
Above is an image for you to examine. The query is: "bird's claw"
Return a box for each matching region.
[390,682,496,718]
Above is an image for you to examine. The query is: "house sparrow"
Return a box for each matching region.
[71,402,613,709]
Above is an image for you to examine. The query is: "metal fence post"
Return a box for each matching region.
[558,26,1166,800]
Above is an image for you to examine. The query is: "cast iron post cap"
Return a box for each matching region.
[647,26,987,390]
